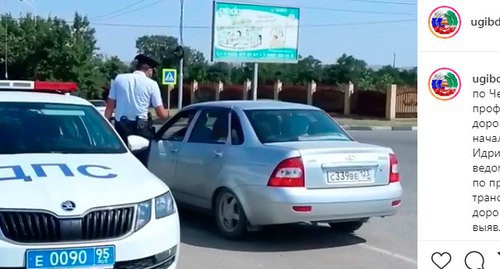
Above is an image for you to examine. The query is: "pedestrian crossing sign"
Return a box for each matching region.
[162,68,177,86]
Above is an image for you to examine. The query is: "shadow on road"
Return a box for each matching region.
[179,208,367,252]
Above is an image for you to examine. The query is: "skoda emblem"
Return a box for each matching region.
[61,200,76,211]
[345,155,355,161]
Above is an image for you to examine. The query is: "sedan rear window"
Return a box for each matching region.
[244,109,352,143]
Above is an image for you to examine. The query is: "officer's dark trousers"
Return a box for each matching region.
[115,121,152,167]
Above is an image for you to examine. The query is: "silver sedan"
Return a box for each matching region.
[147,100,403,239]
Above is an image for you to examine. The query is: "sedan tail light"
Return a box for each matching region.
[389,153,400,183]
[267,157,305,187]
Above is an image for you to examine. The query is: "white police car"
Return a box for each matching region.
[0,81,180,269]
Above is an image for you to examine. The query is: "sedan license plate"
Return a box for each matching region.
[26,246,115,269]
[327,169,373,184]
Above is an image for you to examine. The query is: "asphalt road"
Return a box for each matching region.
[173,131,417,269]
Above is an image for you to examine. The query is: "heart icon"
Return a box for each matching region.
[431,252,452,269]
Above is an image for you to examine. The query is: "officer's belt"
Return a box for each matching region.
[119,116,148,130]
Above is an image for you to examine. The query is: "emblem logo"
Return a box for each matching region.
[428,67,461,101]
[61,200,76,212]
[428,6,461,39]
[345,155,355,161]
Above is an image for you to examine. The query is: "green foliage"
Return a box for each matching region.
[0,13,416,99]
[0,13,128,98]
[136,36,417,90]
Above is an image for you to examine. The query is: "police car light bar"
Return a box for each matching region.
[0,80,78,93]
[34,81,78,92]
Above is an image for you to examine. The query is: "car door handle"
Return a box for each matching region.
[170,148,179,153]
[213,151,223,158]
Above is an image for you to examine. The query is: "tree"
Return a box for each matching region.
[131,35,417,91]
[322,54,368,85]
[206,62,232,83]
[98,56,128,82]
[135,35,179,68]
[0,16,416,101]
[134,35,207,84]
[293,55,323,84]
[0,12,107,98]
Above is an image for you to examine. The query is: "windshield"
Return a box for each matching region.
[89,100,106,107]
[0,102,127,154]
[245,109,352,143]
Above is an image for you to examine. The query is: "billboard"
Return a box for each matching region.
[211,1,300,63]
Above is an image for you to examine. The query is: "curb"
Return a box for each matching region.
[342,125,417,131]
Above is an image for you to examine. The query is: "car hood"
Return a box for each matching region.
[0,153,168,215]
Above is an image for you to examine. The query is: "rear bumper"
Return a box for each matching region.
[233,183,403,226]
[0,212,180,269]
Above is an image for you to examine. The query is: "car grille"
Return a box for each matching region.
[0,207,135,243]
[82,207,135,240]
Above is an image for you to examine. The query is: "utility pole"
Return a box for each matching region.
[19,0,36,24]
[4,0,8,79]
[252,63,258,100]
[177,0,184,110]
[393,52,396,68]
[11,0,37,80]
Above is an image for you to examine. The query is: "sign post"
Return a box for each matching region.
[162,69,177,86]
[210,1,300,101]
[253,63,258,100]
[178,0,185,109]
[162,68,177,115]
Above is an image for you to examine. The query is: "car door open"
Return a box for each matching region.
[173,107,230,209]
[148,109,199,193]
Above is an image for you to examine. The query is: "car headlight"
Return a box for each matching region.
[155,191,176,219]
[135,199,152,231]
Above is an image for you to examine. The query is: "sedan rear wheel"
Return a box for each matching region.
[215,190,248,240]
[328,220,365,234]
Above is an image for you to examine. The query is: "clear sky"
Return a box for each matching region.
[7,0,417,67]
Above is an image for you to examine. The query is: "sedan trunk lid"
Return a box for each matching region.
[266,141,393,189]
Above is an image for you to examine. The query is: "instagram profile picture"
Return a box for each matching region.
[428,6,461,39]
[428,68,461,101]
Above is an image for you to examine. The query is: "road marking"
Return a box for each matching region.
[360,243,417,265]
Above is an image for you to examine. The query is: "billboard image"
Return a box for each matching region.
[211,1,300,63]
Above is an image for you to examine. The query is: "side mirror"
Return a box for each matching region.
[127,135,149,152]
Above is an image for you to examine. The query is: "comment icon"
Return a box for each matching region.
[465,251,484,269]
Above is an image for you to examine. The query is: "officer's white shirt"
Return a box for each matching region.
[108,71,163,121]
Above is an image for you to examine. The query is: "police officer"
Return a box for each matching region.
[104,54,169,166]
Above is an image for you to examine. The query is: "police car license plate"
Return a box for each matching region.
[26,246,115,269]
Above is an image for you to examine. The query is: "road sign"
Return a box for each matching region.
[162,69,177,86]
